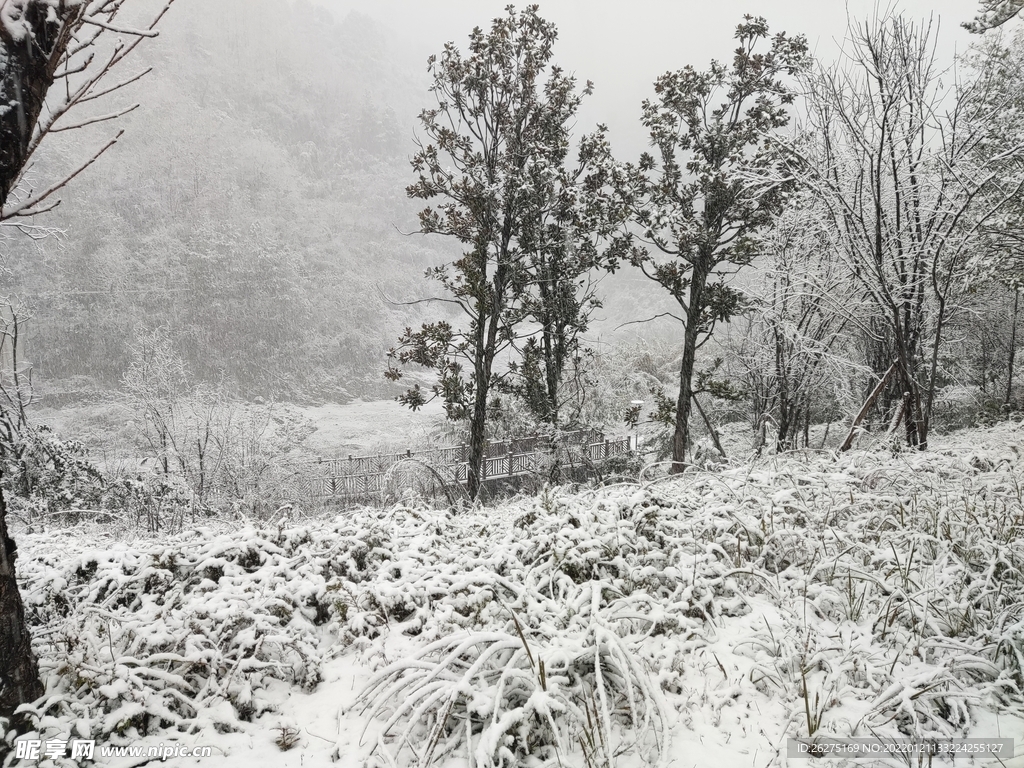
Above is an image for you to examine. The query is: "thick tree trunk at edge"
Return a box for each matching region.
[0,483,43,723]
[0,3,83,205]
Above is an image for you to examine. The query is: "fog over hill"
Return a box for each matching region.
[0,0,987,406]
[2,0,448,402]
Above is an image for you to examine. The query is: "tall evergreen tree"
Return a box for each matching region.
[613,17,807,472]
[386,5,613,498]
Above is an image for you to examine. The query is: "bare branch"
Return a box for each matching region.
[1,131,124,220]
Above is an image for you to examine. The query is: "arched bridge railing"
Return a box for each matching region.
[278,429,631,502]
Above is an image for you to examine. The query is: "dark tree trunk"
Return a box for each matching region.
[0,482,43,722]
[841,362,897,452]
[671,307,702,473]
[467,379,487,501]
[467,320,490,501]
[0,3,83,206]
[670,257,713,474]
[1006,288,1020,409]
[774,325,795,452]
[670,359,694,473]
[0,2,91,725]
[466,277,503,500]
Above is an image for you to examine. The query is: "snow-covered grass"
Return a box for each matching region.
[5,424,1024,766]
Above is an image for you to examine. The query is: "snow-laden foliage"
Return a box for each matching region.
[0,1,80,44]
[6,424,1024,765]
[10,523,339,746]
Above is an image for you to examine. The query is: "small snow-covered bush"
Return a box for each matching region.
[15,525,329,743]
[100,471,195,533]
[2,425,106,524]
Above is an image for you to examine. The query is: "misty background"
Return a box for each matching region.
[0,0,978,405]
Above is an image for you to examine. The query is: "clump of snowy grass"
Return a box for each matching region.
[350,436,1024,762]
[13,525,329,743]
[359,618,666,768]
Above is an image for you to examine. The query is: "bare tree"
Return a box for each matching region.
[0,0,173,725]
[740,197,856,452]
[1,0,173,224]
[781,14,1024,450]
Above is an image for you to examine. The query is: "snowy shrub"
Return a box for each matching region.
[2,425,105,524]
[360,621,665,768]
[13,522,347,746]
[100,472,195,533]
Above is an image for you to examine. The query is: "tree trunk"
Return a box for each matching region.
[0,3,83,205]
[670,261,712,474]
[1006,287,1020,409]
[840,362,897,452]
[802,403,811,448]
[0,2,87,727]
[0,483,43,722]
[670,317,701,473]
[692,393,726,458]
[467,333,489,501]
[774,326,795,452]
[466,282,503,500]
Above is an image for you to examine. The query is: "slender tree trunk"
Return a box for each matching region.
[467,384,487,500]
[841,362,897,452]
[467,313,491,501]
[671,264,710,474]
[1006,288,1020,409]
[466,275,505,500]
[774,325,794,452]
[671,313,702,473]
[692,393,726,458]
[0,482,43,722]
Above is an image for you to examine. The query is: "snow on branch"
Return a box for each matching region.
[0,131,123,221]
[964,0,1024,32]
[81,13,157,37]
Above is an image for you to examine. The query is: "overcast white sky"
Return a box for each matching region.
[315,0,983,155]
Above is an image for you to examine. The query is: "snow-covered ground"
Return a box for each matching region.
[33,399,449,468]
[296,399,447,456]
[5,422,1024,767]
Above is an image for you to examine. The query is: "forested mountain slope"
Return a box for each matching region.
[2,0,446,402]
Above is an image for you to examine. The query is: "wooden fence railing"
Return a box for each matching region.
[278,429,630,502]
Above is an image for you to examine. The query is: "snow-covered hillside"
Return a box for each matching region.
[5,424,1024,767]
